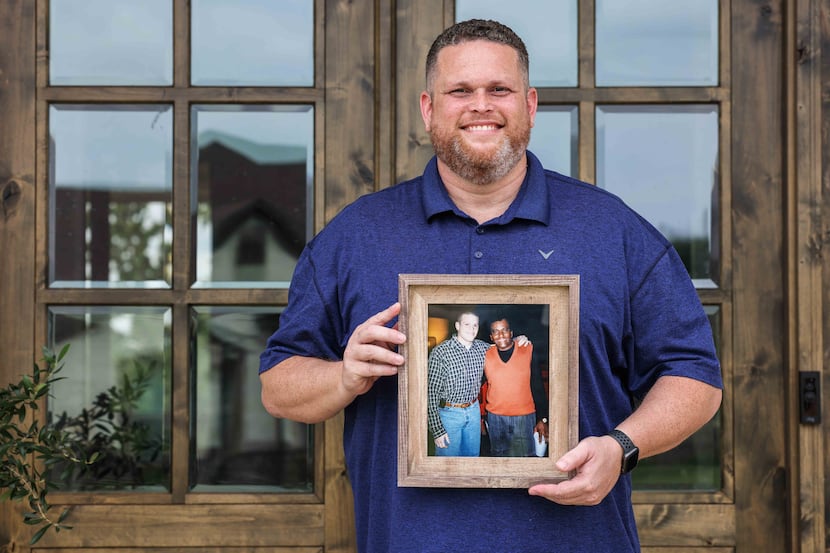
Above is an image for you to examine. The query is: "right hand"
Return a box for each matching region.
[341,302,407,397]
[434,434,450,448]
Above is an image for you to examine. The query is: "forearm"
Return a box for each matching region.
[616,375,722,459]
[260,355,356,424]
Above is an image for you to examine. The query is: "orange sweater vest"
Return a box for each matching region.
[483,344,535,416]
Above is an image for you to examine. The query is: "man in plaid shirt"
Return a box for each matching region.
[426,311,489,456]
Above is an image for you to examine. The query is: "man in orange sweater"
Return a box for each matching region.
[482,317,549,457]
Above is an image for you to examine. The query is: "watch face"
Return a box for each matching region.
[622,448,639,473]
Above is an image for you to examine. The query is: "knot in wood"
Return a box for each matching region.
[2,179,21,218]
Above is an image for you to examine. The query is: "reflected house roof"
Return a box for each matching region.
[197,132,308,258]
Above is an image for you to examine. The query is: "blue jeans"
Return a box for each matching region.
[487,412,535,457]
[435,402,481,457]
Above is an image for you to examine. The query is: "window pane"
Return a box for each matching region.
[49,105,173,288]
[191,307,313,492]
[633,306,722,491]
[596,0,718,86]
[596,105,719,287]
[49,0,172,86]
[191,0,314,86]
[456,0,577,87]
[191,105,313,288]
[47,306,172,491]
[528,106,578,177]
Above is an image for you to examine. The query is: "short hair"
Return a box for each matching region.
[489,318,511,331]
[456,311,479,324]
[425,19,530,92]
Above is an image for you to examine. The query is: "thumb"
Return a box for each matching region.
[555,440,591,472]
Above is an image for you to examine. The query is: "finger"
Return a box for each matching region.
[367,302,402,327]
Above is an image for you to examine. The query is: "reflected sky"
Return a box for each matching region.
[50,0,173,85]
[596,105,718,242]
[456,0,577,87]
[596,0,718,86]
[50,105,173,191]
[191,0,313,86]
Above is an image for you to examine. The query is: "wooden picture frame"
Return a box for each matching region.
[397,274,580,488]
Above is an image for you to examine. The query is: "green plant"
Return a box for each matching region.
[0,345,97,545]
[50,357,165,489]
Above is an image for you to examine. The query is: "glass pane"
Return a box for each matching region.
[49,0,173,86]
[633,305,722,491]
[528,106,578,177]
[191,0,314,86]
[456,0,577,87]
[47,306,172,491]
[191,307,313,492]
[49,105,173,288]
[596,105,719,287]
[596,0,718,86]
[191,105,313,288]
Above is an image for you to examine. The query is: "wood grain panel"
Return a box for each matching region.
[790,1,827,551]
[635,504,735,547]
[323,0,376,223]
[36,549,321,553]
[0,0,36,548]
[730,1,788,551]
[30,504,323,548]
[394,0,446,182]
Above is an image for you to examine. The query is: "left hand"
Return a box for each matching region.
[515,335,531,347]
[533,420,548,442]
[527,435,621,506]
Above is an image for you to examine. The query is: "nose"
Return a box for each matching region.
[469,89,492,112]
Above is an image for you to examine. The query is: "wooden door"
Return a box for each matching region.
[0,0,377,551]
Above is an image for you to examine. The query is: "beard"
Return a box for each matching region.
[429,122,530,185]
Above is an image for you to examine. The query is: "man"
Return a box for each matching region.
[426,311,489,456]
[482,317,548,457]
[259,19,722,553]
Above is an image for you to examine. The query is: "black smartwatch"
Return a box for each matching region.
[607,429,639,474]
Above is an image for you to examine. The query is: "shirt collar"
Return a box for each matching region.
[420,150,551,226]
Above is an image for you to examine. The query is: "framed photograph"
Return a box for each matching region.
[397,274,579,488]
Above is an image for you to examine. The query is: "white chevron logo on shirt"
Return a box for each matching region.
[538,249,554,259]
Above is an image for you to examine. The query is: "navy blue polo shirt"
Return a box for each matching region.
[260,151,722,553]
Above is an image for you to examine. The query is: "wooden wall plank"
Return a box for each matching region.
[730,1,788,551]
[323,0,376,223]
[0,0,37,550]
[36,549,321,553]
[31,505,323,548]
[791,0,826,551]
[635,504,735,547]
[394,0,446,183]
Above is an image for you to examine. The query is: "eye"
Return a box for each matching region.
[490,86,511,96]
[448,88,471,96]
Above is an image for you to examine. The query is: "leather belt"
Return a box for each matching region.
[442,400,475,408]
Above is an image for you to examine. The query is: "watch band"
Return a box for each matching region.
[607,429,639,474]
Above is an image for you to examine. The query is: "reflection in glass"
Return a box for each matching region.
[191,0,313,86]
[456,0,577,87]
[596,0,718,86]
[49,0,173,85]
[191,105,313,288]
[191,307,313,492]
[596,105,719,286]
[633,306,722,491]
[49,105,173,288]
[528,106,578,177]
[47,306,172,491]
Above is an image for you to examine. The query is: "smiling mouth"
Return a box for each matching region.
[464,124,501,132]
